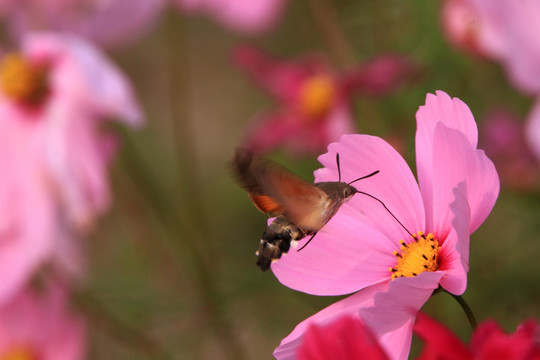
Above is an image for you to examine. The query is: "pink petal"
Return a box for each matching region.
[525,98,540,161]
[342,55,419,97]
[273,282,387,360]
[0,280,86,359]
[0,0,164,49]
[415,91,477,227]
[483,0,540,94]
[175,0,289,34]
[0,111,54,304]
[316,134,425,241]
[430,123,499,235]
[415,92,499,234]
[44,101,111,229]
[272,205,396,295]
[25,32,143,126]
[233,46,329,104]
[284,104,356,156]
[437,185,470,295]
[359,272,444,360]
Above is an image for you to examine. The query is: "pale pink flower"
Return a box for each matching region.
[0,32,142,302]
[0,280,85,360]
[442,0,540,95]
[173,0,289,34]
[272,91,499,359]
[234,46,417,155]
[0,0,165,48]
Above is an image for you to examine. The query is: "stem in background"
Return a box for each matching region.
[445,290,478,330]
[307,0,356,68]
[74,291,174,360]
[160,12,247,360]
[119,128,247,360]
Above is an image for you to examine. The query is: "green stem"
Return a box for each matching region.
[118,127,247,360]
[446,290,477,330]
[160,12,247,360]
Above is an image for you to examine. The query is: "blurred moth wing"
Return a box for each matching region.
[232,147,330,231]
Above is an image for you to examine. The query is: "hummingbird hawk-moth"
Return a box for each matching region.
[231,147,379,271]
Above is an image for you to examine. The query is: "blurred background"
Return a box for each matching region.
[0,0,538,359]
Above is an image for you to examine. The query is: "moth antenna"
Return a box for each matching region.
[348,170,380,185]
[297,233,317,252]
[336,153,342,182]
[356,190,414,238]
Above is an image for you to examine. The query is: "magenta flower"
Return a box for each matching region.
[296,315,389,360]
[272,91,499,359]
[234,46,417,155]
[0,0,165,48]
[173,0,289,34]
[0,32,142,302]
[415,313,540,360]
[481,109,540,190]
[0,280,85,360]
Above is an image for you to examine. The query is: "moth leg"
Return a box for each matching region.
[297,232,317,252]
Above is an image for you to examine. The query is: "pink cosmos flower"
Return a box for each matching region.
[234,46,417,155]
[272,91,499,359]
[173,0,289,34]
[481,109,540,190]
[0,0,165,48]
[0,31,142,303]
[414,313,540,360]
[442,0,540,95]
[0,280,86,360]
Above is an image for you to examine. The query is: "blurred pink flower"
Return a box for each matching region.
[272,91,499,359]
[0,0,165,48]
[0,280,85,360]
[415,313,540,360]
[526,98,540,162]
[0,32,142,302]
[173,0,289,34]
[442,0,540,95]
[234,46,417,155]
[481,109,540,190]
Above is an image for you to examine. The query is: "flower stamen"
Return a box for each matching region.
[0,53,49,105]
[389,231,440,279]
[298,74,337,120]
[0,345,37,360]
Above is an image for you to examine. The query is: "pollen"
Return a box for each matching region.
[389,231,440,280]
[298,74,337,120]
[0,345,37,360]
[0,53,49,105]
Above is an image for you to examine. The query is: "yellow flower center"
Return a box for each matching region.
[0,53,49,105]
[0,346,37,360]
[390,231,440,279]
[298,74,337,120]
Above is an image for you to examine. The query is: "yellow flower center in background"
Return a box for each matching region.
[298,74,337,120]
[0,346,37,360]
[0,53,49,105]
[390,231,440,279]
